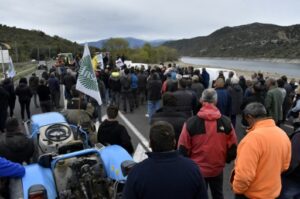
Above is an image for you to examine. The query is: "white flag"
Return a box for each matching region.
[115,58,124,68]
[96,53,104,69]
[6,56,16,78]
[76,44,102,105]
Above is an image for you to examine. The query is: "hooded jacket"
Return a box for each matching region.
[0,132,34,164]
[2,79,16,102]
[178,103,237,177]
[15,83,32,102]
[97,120,134,154]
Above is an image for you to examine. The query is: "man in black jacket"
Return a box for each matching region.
[147,72,162,122]
[0,118,34,163]
[0,84,9,132]
[37,78,51,113]
[173,78,197,118]
[151,92,188,144]
[2,78,16,117]
[97,105,134,154]
[123,121,208,199]
[29,73,39,108]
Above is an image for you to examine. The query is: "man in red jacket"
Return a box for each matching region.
[178,88,238,199]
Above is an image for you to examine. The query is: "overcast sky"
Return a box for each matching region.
[1,0,300,43]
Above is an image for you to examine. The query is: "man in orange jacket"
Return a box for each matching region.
[231,102,291,199]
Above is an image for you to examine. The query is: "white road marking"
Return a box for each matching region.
[118,111,150,151]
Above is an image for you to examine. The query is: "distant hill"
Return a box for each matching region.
[87,37,169,49]
[164,23,300,58]
[0,24,98,62]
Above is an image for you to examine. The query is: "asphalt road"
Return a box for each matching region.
[11,66,294,198]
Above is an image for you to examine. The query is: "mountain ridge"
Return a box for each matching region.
[164,22,300,59]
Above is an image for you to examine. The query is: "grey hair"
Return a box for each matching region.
[201,88,217,103]
[244,102,267,118]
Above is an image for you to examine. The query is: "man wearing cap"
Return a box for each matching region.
[232,102,291,199]
[178,88,237,199]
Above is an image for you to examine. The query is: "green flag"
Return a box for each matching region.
[76,43,102,105]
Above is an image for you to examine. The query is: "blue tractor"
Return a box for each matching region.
[10,112,135,199]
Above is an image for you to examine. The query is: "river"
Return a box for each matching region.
[181,57,300,78]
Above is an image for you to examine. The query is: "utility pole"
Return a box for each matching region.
[14,41,18,63]
[37,47,40,61]
[48,47,51,60]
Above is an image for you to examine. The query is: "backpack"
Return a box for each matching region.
[123,77,131,90]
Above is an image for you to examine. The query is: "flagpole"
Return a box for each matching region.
[0,46,5,78]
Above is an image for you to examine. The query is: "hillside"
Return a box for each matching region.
[0,24,97,62]
[164,23,300,58]
[87,37,168,49]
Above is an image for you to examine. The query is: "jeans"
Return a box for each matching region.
[122,92,134,112]
[147,100,160,122]
[278,176,300,199]
[204,172,224,199]
[32,90,39,107]
[110,91,120,108]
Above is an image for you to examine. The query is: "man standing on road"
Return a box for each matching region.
[231,102,291,199]
[97,105,134,155]
[146,71,162,122]
[123,121,208,199]
[29,73,39,108]
[48,73,61,109]
[151,92,188,144]
[214,78,232,117]
[265,78,284,126]
[0,84,9,132]
[37,78,52,113]
[120,68,134,113]
[178,88,238,199]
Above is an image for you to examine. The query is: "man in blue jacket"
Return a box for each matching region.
[0,157,25,178]
[0,157,25,198]
[122,121,208,199]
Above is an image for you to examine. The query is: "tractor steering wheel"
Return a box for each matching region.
[45,124,72,142]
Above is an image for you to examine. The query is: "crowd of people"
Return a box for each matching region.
[0,58,300,198]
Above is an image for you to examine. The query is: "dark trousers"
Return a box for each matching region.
[40,100,52,113]
[8,99,15,117]
[121,92,134,112]
[51,91,60,108]
[0,109,8,132]
[205,172,224,199]
[19,100,31,120]
[132,88,139,108]
[138,88,147,105]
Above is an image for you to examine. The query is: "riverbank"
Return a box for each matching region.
[175,60,297,81]
[182,56,300,64]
